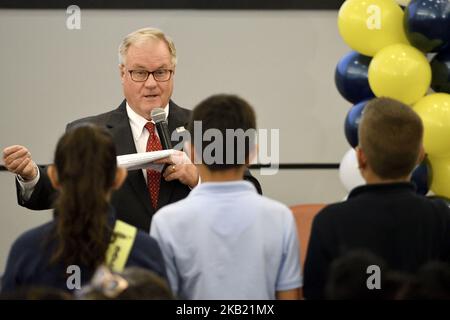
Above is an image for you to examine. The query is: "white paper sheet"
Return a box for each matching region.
[116,150,173,171]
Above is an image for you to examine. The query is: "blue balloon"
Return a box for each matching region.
[344,100,369,148]
[431,48,450,93]
[411,161,430,195]
[335,51,375,104]
[404,0,450,53]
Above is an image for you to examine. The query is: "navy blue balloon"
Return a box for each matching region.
[344,100,369,148]
[427,195,450,206]
[411,161,430,195]
[404,0,450,53]
[431,48,450,93]
[335,51,375,104]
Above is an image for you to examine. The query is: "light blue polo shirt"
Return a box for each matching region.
[150,180,302,299]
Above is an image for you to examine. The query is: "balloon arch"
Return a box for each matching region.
[336,0,450,202]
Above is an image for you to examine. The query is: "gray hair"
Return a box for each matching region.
[118,27,177,66]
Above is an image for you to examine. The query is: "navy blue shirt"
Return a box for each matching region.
[1,209,167,293]
[303,183,450,300]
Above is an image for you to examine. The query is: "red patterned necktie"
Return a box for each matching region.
[144,122,162,209]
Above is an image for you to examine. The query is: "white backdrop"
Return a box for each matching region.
[0,9,350,272]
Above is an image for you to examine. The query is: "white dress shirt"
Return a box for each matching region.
[126,102,169,183]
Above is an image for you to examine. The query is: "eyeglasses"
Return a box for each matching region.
[128,68,173,82]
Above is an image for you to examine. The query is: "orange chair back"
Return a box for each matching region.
[290,204,326,269]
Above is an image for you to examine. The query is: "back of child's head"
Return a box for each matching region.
[187,94,256,171]
[325,250,412,300]
[50,124,118,270]
[325,250,389,300]
[54,123,117,193]
[358,97,423,179]
[78,266,175,300]
[398,261,450,299]
[0,286,73,300]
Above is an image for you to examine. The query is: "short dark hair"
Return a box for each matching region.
[325,250,411,300]
[0,286,72,300]
[117,268,174,300]
[358,97,423,179]
[398,262,450,299]
[325,250,388,300]
[187,94,256,171]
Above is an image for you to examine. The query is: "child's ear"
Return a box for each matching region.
[355,146,366,170]
[246,143,258,166]
[113,167,128,190]
[417,145,425,165]
[47,165,61,190]
[185,141,195,164]
[187,142,202,165]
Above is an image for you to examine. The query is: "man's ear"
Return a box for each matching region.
[47,165,61,190]
[119,64,126,83]
[355,146,366,170]
[113,167,128,190]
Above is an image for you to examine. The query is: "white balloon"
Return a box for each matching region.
[395,0,411,6]
[339,148,366,193]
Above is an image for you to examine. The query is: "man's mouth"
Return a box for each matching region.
[144,94,158,99]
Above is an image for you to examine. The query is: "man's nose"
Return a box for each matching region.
[144,73,157,88]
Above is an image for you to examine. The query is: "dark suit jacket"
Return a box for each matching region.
[303,182,450,300]
[17,100,262,231]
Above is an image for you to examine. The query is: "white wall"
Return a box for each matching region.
[0,9,350,272]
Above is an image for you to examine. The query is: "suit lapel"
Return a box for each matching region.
[106,100,154,216]
[168,101,190,144]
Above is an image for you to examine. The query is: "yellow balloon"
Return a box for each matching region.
[368,44,431,105]
[395,0,411,6]
[338,0,409,56]
[428,156,450,198]
[414,93,450,158]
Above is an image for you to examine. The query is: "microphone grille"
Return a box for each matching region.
[151,108,167,123]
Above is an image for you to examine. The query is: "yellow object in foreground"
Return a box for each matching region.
[414,93,450,159]
[428,156,450,199]
[106,220,137,272]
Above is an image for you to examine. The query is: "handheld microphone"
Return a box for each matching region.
[151,108,173,150]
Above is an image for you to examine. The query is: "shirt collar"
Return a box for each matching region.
[126,102,170,142]
[348,182,416,199]
[190,180,256,196]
